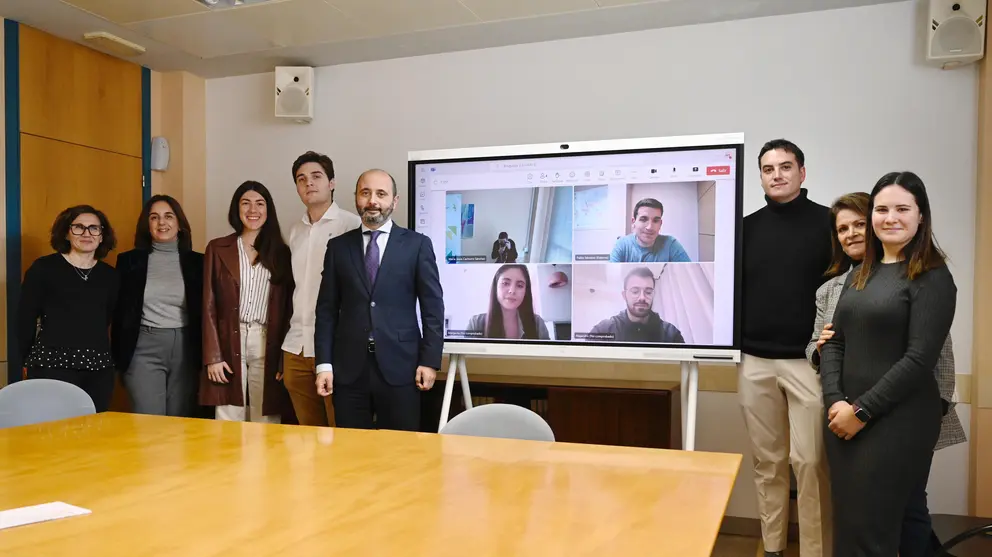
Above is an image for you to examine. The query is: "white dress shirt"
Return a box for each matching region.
[361,218,393,263]
[281,202,361,357]
[237,236,271,325]
[315,218,393,374]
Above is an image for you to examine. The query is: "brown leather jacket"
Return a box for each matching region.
[200,233,292,415]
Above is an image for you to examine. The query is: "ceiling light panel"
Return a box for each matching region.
[60,0,210,24]
[595,0,664,6]
[225,0,370,46]
[196,0,284,7]
[458,0,599,22]
[328,0,480,36]
[128,10,280,58]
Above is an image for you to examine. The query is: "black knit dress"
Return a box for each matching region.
[819,261,955,556]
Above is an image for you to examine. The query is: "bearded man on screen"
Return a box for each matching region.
[588,266,684,343]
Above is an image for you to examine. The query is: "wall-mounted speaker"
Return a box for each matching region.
[275,66,314,123]
[927,0,986,68]
[150,136,169,171]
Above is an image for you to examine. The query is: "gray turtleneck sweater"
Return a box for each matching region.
[141,240,188,328]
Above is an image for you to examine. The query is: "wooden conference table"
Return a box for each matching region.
[0,412,741,556]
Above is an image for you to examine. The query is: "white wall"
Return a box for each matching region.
[699,181,717,260]
[573,183,628,256]
[205,1,977,516]
[535,264,572,323]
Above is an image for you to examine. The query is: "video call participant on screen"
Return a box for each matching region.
[739,139,833,557]
[281,151,361,428]
[314,169,444,432]
[609,198,690,263]
[491,232,518,263]
[587,266,684,343]
[464,264,550,339]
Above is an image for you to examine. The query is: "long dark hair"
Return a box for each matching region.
[50,205,117,260]
[852,171,946,289]
[824,192,870,278]
[484,264,538,339]
[227,181,291,285]
[134,194,193,251]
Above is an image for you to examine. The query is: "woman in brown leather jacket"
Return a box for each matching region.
[200,181,293,422]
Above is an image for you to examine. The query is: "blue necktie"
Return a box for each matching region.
[364,230,381,286]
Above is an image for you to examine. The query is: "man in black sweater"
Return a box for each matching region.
[741,139,833,557]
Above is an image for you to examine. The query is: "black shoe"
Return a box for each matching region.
[764,552,784,557]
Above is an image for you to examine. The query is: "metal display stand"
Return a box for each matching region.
[437,354,473,431]
[437,354,703,452]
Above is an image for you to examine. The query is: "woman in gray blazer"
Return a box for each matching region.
[807,191,965,555]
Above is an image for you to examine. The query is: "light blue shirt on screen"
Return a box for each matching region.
[609,234,691,263]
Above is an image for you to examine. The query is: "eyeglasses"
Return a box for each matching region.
[626,287,654,297]
[70,224,103,236]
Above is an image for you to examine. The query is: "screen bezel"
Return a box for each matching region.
[408,133,744,364]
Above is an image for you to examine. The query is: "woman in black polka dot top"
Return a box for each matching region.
[17,205,120,412]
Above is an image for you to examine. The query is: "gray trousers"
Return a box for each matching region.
[124,326,198,417]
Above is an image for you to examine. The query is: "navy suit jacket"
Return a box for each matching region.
[314,224,444,386]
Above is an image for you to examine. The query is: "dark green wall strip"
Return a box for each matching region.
[141,66,151,204]
[5,19,21,385]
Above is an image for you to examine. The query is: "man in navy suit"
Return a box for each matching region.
[314,169,444,431]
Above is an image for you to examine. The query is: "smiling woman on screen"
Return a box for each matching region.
[464,264,550,340]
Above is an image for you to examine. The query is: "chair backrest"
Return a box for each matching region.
[0,379,96,428]
[440,403,555,442]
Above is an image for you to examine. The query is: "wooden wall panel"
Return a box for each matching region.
[973,22,992,516]
[18,24,141,157]
[156,71,206,250]
[19,133,141,271]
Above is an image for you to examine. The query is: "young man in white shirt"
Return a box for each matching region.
[282,151,361,426]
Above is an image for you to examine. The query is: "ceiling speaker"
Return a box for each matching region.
[275,66,314,123]
[927,0,986,68]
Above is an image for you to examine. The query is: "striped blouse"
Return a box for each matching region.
[237,236,271,325]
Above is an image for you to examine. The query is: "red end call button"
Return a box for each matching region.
[706,166,731,176]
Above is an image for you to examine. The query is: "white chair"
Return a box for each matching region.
[440,403,555,442]
[0,379,96,428]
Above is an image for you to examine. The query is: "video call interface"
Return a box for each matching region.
[411,145,740,348]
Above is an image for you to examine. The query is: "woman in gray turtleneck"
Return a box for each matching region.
[112,195,204,416]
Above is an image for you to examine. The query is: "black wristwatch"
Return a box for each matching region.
[853,403,871,424]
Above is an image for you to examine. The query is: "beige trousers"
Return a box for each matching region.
[215,323,280,424]
[739,355,832,556]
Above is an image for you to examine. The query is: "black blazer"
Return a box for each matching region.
[111,248,204,373]
[314,225,444,386]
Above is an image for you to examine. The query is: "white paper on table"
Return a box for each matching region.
[0,502,91,530]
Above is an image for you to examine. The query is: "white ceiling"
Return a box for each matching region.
[1,0,902,78]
